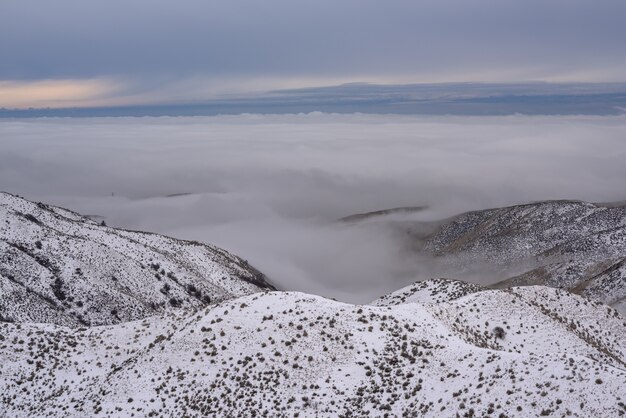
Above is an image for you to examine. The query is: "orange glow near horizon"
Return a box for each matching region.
[0,79,119,109]
[3,71,622,110]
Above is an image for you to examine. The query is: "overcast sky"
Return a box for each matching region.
[2,0,626,107]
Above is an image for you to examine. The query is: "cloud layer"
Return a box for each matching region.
[1,113,626,301]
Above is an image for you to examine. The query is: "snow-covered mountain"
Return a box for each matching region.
[2,195,625,417]
[0,192,273,326]
[1,280,624,417]
[356,200,626,313]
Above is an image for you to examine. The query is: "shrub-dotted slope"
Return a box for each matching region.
[0,192,273,326]
[1,287,624,417]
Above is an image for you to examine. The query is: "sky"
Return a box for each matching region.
[2,0,626,108]
[2,114,626,301]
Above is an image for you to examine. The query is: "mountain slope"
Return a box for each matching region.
[425,201,626,311]
[1,285,624,417]
[371,278,484,306]
[0,192,273,326]
[356,200,626,312]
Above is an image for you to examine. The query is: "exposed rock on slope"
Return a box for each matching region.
[0,192,273,326]
[1,286,624,417]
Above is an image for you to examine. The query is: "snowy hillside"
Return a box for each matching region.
[0,192,273,326]
[371,278,484,306]
[358,200,626,312]
[1,283,624,417]
[427,201,626,311]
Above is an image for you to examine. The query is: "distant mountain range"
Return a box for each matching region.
[1,194,625,417]
[2,82,626,117]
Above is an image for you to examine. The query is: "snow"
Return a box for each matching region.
[396,200,626,312]
[1,286,624,417]
[0,192,272,326]
[2,194,626,416]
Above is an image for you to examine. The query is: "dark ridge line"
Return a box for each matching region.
[338,206,427,223]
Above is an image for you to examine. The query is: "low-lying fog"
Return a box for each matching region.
[2,113,626,302]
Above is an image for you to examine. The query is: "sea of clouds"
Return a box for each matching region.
[2,113,625,301]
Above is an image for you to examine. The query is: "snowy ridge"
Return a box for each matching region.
[390,200,626,311]
[0,192,274,326]
[371,278,484,306]
[1,286,624,417]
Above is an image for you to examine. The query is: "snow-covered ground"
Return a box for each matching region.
[2,193,625,417]
[371,278,484,306]
[0,192,273,326]
[361,200,626,312]
[1,283,624,417]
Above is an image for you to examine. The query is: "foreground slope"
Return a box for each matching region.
[0,192,273,326]
[1,285,624,417]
